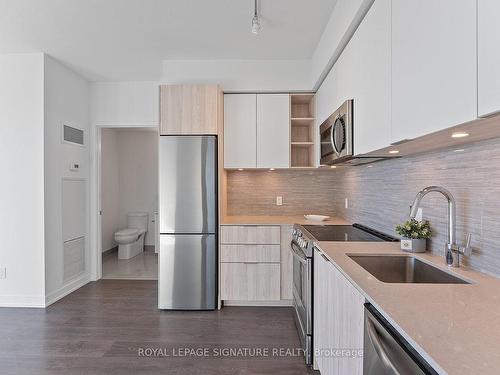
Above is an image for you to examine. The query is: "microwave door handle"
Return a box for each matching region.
[366,314,402,375]
[330,118,341,156]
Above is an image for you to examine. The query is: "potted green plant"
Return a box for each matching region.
[395,219,432,253]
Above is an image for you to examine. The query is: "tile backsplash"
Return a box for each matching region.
[227,138,500,278]
[332,138,500,278]
[227,169,337,216]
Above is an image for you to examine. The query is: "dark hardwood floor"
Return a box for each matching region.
[0,280,314,374]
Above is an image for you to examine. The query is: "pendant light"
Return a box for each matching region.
[251,0,262,34]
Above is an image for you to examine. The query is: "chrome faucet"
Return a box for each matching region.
[409,186,472,267]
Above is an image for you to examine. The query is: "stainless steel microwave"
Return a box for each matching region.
[319,99,354,165]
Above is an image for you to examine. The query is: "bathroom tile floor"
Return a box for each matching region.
[102,249,158,280]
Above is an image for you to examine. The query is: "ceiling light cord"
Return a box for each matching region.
[251,0,262,34]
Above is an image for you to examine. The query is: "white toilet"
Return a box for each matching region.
[114,212,149,259]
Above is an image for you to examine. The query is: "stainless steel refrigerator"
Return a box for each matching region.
[158,136,217,310]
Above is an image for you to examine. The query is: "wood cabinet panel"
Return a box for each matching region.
[280,225,293,300]
[220,225,280,245]
[329,261,364,375]
[313,248,330,373]
[159,84,219,135]
[314,248,364,374]
[220,263,280,301]
[220,245,280,263]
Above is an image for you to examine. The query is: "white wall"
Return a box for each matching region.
[89,81,160,278]
[101,128,158,249]
[0,53,46,307]
[90,81,159,125]
[43,55,90,304]
[311,0,374,89]
[162,59,311,92]
[100,129,120,251]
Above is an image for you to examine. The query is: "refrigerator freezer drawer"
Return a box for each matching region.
[158,234,216,310]
[159,136,217,234]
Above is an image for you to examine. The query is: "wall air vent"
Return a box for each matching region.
[63,124,84,146]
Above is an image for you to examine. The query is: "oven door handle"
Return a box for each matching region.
[290,241,308,265]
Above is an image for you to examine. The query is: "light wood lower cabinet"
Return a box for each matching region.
[220,245,280,263]
[221,225,280,245]
[220,224,292,303]
[314,248,365,375]
[220,263,280,301]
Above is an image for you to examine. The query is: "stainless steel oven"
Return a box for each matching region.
[320,99,353,165]
[291,238,312,365]
[292,224,398,367]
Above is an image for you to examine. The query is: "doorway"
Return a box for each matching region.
[99,127,158,280]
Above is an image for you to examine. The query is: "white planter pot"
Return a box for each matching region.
[400,238,427,253]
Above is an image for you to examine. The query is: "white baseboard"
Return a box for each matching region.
[223,300,293,307]
[0,294,46,308]
[45,273,91,307]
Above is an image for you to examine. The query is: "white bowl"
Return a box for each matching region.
[304,214,330,222]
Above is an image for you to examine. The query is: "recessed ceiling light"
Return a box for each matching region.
[237,168,244,171]
[389,150,400,154]
[330,165,337,169]
[269,168,275,171]
[454,149,465,152]
[367,165,373,168]
[451,131,469,138]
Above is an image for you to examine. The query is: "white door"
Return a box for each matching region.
[224,94,257,168]
[478,0,500,117]
[256,94,290,168]
[391,0,477,143]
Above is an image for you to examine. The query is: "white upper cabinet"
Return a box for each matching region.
[316,0,391,156]
[224,93,290,169]
[257,94,290,168]
[478,0,500,117]
[347,0,391,155]
[391,0,477,143]
[224,94,257,168]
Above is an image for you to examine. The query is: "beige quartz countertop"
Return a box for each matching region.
[315,241,500,375]
[221,215,350,225]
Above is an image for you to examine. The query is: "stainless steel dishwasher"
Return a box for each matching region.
[364,304,438,375]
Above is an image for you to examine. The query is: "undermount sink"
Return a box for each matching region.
[348,255,470,284]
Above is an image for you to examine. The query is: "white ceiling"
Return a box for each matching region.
[0,0,336,81]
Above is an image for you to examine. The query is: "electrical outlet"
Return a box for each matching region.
[345,198,349,209]
[276,196,283,206]
[0,267,6,279]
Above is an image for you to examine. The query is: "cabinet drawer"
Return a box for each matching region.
[221,226,280,244]
[220,245,280,263]
[220,263,280,301]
